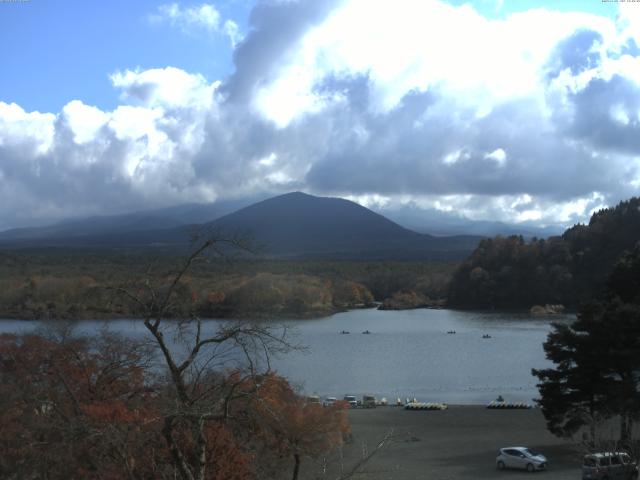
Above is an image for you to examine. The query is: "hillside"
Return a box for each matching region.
[447,197,640,309]
[0,198,255,241]
[0,192,481,260]
[208,192,479,259]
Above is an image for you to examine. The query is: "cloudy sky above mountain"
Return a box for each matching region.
[1,0,640,230]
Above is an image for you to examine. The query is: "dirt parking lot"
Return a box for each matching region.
[301,406,583,480]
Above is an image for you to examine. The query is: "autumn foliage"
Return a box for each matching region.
[247,374,351,479]
[0,331,159,479]
[0,330,348,480]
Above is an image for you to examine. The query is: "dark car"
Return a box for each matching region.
[583,452,638,480]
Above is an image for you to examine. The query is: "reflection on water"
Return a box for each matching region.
[0,308,574,404]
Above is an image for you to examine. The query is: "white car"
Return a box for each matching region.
[343,395,358,408]
[323,396,337,407]
[496,447,547,472]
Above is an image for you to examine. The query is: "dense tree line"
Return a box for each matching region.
[0,254,455,320]
[448,197,640,309]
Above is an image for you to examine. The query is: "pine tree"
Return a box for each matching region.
[533,244,640,443]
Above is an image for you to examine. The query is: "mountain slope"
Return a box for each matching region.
[0,198,258,242]
[378,205,563,238]
[0,192,482,259]
[205,192,479,259]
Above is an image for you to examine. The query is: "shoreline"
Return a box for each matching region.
[0,304,576,322]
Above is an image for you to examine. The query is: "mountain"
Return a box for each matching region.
[0,192,482,260]
[207,192,481,259]
[0,197,259,242]
[376,205,563,238]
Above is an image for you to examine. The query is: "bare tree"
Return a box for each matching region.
[111,236,294,480]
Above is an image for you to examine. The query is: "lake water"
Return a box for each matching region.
[0,308,573,404]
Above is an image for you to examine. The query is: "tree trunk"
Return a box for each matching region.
[292,454,301,480]
[589,402,597,447]
[620,413,630,446]
[195,416,207,480]
[163,416,195,480]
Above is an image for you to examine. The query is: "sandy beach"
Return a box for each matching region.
[301,405,582,480]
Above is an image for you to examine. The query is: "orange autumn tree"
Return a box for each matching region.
[248,373,351,480]
[0,330,258,480]
[0,330,159,479]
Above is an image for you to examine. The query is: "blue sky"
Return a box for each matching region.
[0,0,253,111]
[0,0,639,230]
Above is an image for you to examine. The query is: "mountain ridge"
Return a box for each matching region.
[0,192,482,260]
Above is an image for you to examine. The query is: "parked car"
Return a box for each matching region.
[323,396,337,407]
[343,395,358,408]
[582,452,638,480]
[306,395,321,405]
[362,395,376,408]
[496,447,547,472]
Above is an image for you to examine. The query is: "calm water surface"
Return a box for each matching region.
[0,308,573,404]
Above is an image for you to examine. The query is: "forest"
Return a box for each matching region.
[0,253,455,320]
[448,197,640,310]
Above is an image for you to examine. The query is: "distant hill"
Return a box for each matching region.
[0,192,481,260]
[0,198,256,242]
[378,205,563,238]
[447,197,640,309]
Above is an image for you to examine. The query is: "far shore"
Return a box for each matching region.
[0,303,577,322]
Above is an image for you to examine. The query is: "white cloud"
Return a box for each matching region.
[151,3,221,31]
[250,0,615,126]
[442,150,470,166]
[2,1,640,230]
[0,102,55,155]
[62,100,109,144]
[343,193,391,210]
[485,148,507,166]
[223,19,241,47]
[610,104,630,125]
[150,3,241,46]
[110,67,215,108]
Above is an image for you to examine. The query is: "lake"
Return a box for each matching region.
[0,308,573,404]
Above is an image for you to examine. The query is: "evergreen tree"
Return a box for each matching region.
[532,307,613,439]
[533,244,640,443]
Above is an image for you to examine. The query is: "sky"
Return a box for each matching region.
[1,0,640,231]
